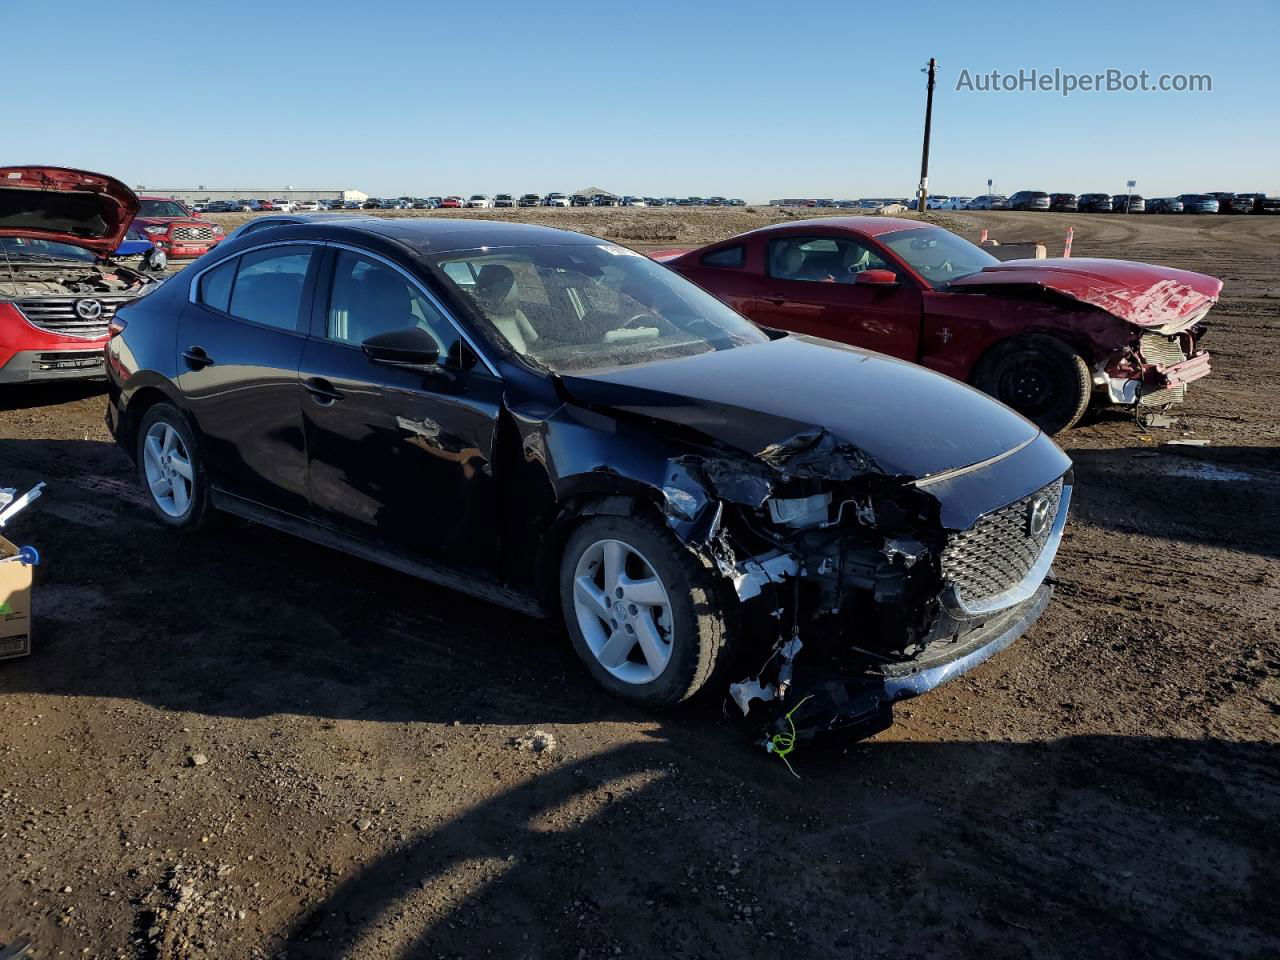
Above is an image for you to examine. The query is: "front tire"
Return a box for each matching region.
[973,334,1092,434]
[559,513,735,707]
[136,403,212,530]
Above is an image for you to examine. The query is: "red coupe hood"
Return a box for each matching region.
[0,166,139,256]
[946,257,1223,327]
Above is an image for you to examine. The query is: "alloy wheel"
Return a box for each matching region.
[142,421,194,518]
[571,538,674,685]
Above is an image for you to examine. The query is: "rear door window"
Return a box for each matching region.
[197,257,237,313]
[228,246,312,331]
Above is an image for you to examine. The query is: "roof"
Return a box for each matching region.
[746,216,929,239]
[230,216,604,256]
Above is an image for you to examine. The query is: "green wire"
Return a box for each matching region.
[766,694,814,779]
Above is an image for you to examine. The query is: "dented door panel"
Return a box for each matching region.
[299,335,504,575]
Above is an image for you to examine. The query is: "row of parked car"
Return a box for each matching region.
[929,191,1278,214]
[193,194,752,213]
[401,195,750,209]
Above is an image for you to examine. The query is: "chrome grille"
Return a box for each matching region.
[172,226,215,242]
[941,478,1064,608]
[1138,333,1188,405]
[14,296,133,339]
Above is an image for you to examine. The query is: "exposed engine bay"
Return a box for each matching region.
[0,259,150,299]
[658,426,1069,765]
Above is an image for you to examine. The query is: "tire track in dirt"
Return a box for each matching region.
[1,441,148,508]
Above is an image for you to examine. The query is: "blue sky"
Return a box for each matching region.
[6,0,1277,201]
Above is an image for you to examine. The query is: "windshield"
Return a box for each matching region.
[880,226,998,287]
[137,199,190,218]
[0,237,96,262]
[431,243,770,374]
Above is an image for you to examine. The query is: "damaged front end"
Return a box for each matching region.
[658,426,1072,753]
[946,257,1222,415]
[1097,307,1212,412]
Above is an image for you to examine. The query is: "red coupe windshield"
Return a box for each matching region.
[879,226,998,287]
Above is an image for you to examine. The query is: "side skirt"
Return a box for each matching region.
[210,489,546,619]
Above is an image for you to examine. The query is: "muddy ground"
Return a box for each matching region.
[1,209,1277,959]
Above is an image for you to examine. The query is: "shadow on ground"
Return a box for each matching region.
[0,437,647,729]
[277,732,1279,960]
[1065,445,1280,559]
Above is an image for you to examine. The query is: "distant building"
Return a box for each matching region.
[134,186,368,204]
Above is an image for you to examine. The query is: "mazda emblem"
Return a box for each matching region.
[1026,497,1052,537]
[74,299,103,321]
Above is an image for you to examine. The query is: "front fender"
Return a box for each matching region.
[920,291,1135,382]
[498,395,707,599]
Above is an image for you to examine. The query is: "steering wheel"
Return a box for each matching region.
[618,313,656,330]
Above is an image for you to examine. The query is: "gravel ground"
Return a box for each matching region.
[0,209,1276,959]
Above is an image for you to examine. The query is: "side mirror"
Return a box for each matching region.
[361,326,440,369]
[854,269,898,286]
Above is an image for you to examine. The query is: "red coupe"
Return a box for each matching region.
[653,218,1219,432]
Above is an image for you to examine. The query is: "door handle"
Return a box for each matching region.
[182,346,215,370]
[303,377,345,404]
[765,294,787,305]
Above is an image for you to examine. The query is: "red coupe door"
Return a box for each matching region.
[742,235,922,361]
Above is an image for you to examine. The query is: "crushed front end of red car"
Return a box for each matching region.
[946,257,1220,412]
[1099,321,1212,408]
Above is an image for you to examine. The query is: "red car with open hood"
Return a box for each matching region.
[0,166,160,384]
[653,217,1219,432]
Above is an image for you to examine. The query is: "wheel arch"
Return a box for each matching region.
[118,381,187,463]
[532,483,670,621]
[970,329,1095,385]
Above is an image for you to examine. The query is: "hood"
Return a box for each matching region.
[946,257,1222,327]
[0,166,139,256]
[559,335,1040,482]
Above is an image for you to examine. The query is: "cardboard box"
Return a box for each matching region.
[0,534,33,661]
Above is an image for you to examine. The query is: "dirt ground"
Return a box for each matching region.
[1,209,1277,959]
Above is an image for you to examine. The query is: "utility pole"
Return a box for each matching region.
[917,58,937,213]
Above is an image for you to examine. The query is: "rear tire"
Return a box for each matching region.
[973,334,1092,434]
[136,403,212,530]
[559,512,735,707]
